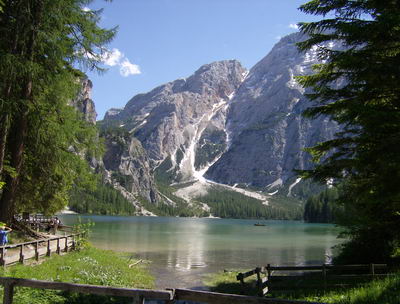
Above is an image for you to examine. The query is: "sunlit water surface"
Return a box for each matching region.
[60,215,341,289]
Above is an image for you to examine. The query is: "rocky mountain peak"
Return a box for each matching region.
[184,60,246,96]
[71,77,97,124]
[204,32,340,190]
[102,60,248,182]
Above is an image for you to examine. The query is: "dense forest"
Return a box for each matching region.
[199,187,303,220]
[69,182,136,215]
[303,188,339,223]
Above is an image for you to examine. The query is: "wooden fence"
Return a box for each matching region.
[237,263,389,297]
[0,277,327,304]
[0,233,83,266]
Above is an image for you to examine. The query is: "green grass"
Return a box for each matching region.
[204,270,400,304]
[0,246,154,304]
[203,270,258,296]
[295,274,400,304]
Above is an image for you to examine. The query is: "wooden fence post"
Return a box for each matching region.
[64,237,68,252]
[131,294,145,304]
[370,263,375,277]
[19,245,24,264]
[0,247,5,266]
[266,264,272,293]
[56,238,61,255]
[35,241,39,261]
[72,235,76,250]
[236,272,245,294]
[47,240,51,256]
[3,280,15,304]
[256,267,263,296]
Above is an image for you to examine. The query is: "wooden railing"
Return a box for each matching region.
[0,277,327,304]
[0,233,84,266]
[237,263,389,296]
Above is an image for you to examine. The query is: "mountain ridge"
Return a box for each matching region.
[94,32,339,217]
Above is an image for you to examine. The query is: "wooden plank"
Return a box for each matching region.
[326,264,387,270]
[326,274,389,280]
[242,269,257,278]
[267,266,323,271]
[174,289,326,304]
[0,277,173,300]
[270,275,319,281]
[261,277,268,283]
[266,264,387,271]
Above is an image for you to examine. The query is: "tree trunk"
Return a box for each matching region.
[0,111,28,223]
[0,2,20,177]
[0,113,9,176]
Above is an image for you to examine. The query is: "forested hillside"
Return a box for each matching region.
[303,188,339,223]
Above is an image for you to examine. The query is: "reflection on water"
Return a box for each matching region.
[60,215,341,289]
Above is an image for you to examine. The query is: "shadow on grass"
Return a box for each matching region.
[204,270,400,304]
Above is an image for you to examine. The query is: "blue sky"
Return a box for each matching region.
[85,0,317,120]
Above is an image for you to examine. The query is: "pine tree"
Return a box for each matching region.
[0,0,116,223]
[298,0,400,262]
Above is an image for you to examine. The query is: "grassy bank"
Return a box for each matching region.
[204,270,400,304]
[0,246,154,304]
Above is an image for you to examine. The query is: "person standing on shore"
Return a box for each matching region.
[0,222,12,246]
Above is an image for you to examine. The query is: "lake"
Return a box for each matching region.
[59,215,341,289]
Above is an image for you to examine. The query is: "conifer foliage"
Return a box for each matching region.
[303,187,339,223]
[0,1,115,223]
[298,0,400,262]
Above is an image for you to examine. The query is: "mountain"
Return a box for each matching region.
[71,77,158,215]
[98,32,340,217]
[204,33,340,191]
[102,60,247,182]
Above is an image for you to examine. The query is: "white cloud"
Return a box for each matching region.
[289,23,299,30]
[82,6,91,12]
[120,59,141,77]
[101,48,141,77]
[102,48,123,66]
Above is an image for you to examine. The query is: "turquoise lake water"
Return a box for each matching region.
[59,215,341,289]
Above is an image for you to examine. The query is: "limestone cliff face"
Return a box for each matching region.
[71,78,97,124]
[204,33,340,189]
[72,77,159,205]
[104,60,247,182]
[102,133,157,203]
[101,33,341,202]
